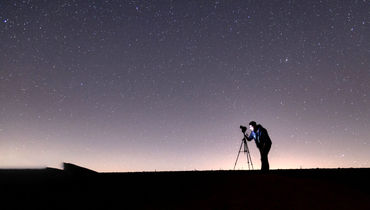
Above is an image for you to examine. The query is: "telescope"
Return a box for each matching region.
[240,125,247,133]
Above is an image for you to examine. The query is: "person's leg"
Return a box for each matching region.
[261,144,271,171]
[263,143,271,171]
[259,148,265,171]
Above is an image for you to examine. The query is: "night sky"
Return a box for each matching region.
[1,0,369,172]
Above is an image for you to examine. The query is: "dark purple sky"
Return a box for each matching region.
[1,0,369,172]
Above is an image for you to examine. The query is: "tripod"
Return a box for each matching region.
[233,133,254,170]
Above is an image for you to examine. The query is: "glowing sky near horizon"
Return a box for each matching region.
[0,0,369,172]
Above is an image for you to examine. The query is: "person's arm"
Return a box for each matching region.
[245,132,255,141]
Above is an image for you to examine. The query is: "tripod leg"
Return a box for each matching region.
[233,141,244,170]
[243,141,250,170]
[248,151,254,169]
[246,143,254,170]
[244,140,254,170]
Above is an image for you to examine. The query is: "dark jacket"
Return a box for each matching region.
[246,124,272,149]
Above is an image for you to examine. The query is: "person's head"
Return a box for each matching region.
[249,121,257,132]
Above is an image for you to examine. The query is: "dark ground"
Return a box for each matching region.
[1,163,369,209]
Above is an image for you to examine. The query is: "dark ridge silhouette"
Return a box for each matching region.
[1,163,369,209]
[63,162,97,174]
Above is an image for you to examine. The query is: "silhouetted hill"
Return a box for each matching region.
[63,162,98,174]
[1,164,369,209]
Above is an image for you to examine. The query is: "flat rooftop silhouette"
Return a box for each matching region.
[1,163,369,209]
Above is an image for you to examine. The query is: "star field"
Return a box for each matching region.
[0,0,369,171]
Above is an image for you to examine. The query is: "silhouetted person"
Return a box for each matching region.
[245,121,272,171]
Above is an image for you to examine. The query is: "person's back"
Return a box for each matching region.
[256,124,272,145]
